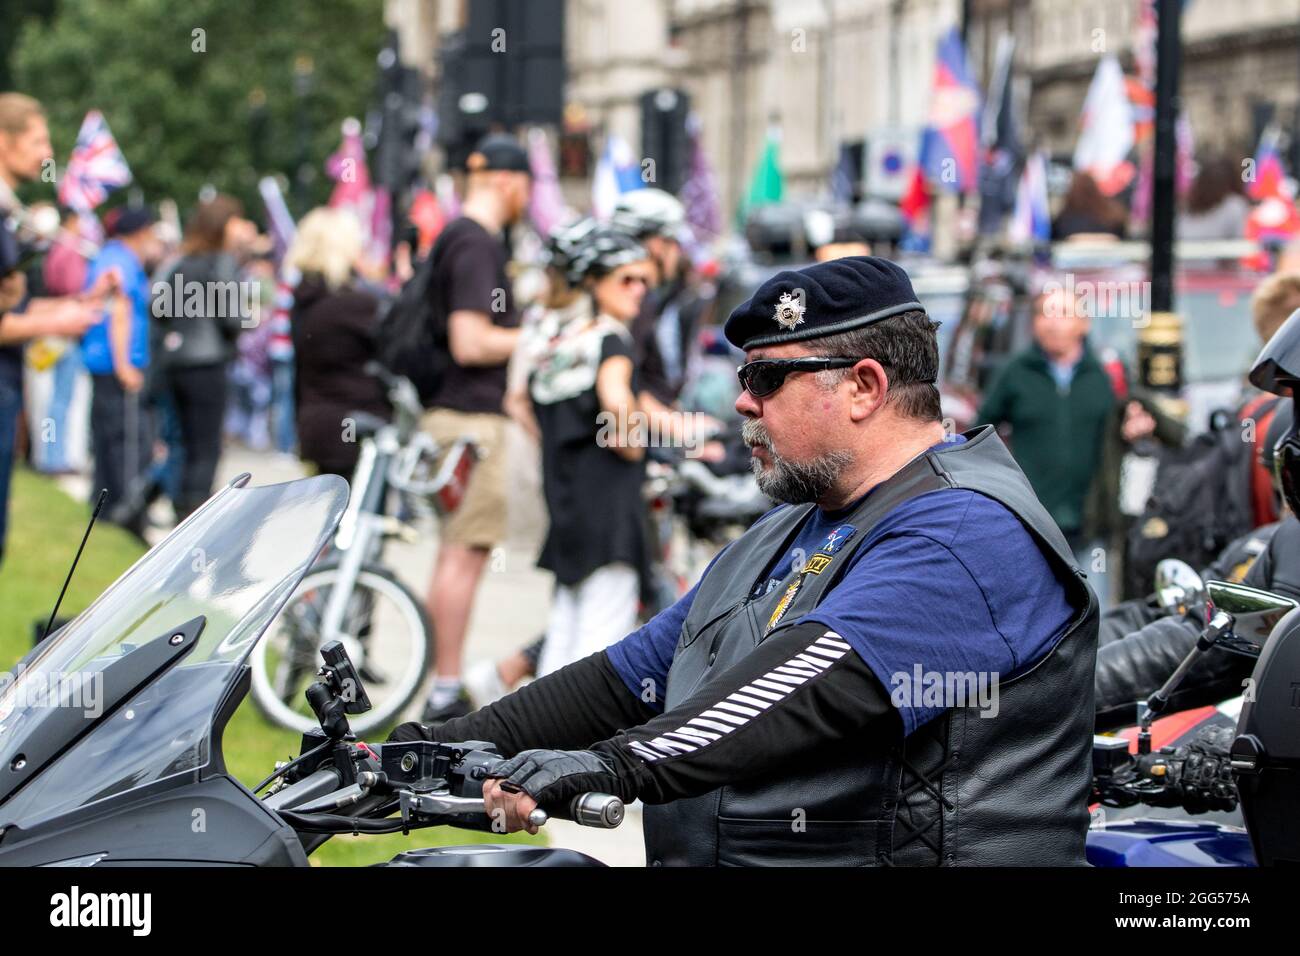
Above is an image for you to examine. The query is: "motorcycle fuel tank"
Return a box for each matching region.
[1086,819,1256,867]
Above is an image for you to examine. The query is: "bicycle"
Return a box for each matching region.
[249,363,478,735]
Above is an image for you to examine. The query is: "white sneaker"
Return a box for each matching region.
[463,659,510,709]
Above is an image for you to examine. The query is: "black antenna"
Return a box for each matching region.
[41,489,107,644]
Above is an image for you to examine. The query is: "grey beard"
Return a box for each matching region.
[742,420,854,504]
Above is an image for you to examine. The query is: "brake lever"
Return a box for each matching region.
[398,790,549,831]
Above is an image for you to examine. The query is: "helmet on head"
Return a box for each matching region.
[569,225,650,283]
[1251,309,1300,516]
[544,217,600,288]
[1250,308,1300,394]
[567,224,647,283]
[610,188,687,242]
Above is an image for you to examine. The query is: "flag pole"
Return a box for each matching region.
[1141,0,1186,411]
[1149,0,1181,318]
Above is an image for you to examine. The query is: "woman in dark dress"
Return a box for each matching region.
[284,208,389,477]
[516,222,654,677]
[154,194,257,519]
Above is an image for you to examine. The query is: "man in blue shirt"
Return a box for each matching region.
[392,256,1100,866]
[81,207,161,533]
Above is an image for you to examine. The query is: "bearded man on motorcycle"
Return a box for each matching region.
[393,256,1100,866]
[1096,311,1300,730]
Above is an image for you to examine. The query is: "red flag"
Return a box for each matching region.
[899,166,931,227]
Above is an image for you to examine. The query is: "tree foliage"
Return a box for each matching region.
[11,0,386,220]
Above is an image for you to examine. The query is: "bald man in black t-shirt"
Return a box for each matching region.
[419,135,531,723]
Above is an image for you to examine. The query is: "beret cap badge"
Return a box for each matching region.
[773,291,806,330]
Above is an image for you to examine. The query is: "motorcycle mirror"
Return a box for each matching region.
[1154,559,1205,616]
[1205,580,1299,656]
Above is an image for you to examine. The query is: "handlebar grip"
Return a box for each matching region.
[569,793,624,829]
[522,796,623,829]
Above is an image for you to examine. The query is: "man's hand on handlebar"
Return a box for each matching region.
[482,778,543,834]
[484,748,626,833]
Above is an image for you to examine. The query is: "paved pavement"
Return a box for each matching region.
[59,421,646,866]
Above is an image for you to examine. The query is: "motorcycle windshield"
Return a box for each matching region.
[0,474,348,832]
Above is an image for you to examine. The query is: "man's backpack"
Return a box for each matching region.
[1125,396,1281,597]
[375,237,450,406]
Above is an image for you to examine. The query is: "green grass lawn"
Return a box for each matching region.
[0,467,542,865]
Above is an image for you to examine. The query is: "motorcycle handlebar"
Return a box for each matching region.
[269,769,625,835]
[262,768,344,813]
[396,789,625,830]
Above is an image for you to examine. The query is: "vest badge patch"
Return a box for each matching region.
[819,524,857,555]
[802,553,833,575]
[766,579,801,632]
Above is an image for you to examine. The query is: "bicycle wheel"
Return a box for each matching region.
[249,561,432,736]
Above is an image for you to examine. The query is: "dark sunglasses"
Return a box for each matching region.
[736,356,862,398]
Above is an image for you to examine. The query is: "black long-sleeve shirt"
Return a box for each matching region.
[398,620,897,806]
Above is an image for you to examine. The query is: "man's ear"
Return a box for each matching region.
[847,358,889,423]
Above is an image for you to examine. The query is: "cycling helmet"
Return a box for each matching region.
[544,217,600,287]
[610,188,687,242]
[567,225,648,282]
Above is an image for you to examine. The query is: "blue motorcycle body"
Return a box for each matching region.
[1086,819,1256,867]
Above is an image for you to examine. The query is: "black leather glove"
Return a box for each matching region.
[487,748,630,810]
[1172,726,1238,814]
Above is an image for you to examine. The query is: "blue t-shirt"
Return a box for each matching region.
[80,240,150,374]
[607,441,1077,736]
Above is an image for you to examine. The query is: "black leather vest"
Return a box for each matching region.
[641,426,1099,866]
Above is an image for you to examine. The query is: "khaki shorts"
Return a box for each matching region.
[421,408,508,549]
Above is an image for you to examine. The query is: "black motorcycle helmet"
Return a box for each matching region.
[1249,307,1300,394]
[1251,308,1300,515]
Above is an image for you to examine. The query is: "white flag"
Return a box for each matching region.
[1073,55,1134,195]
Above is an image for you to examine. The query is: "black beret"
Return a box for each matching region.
[724,255,924,350]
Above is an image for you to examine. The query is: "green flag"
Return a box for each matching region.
[738,128,784,225]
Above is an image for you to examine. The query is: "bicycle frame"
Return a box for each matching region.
[319,428,398,646]
[314,364,477,649]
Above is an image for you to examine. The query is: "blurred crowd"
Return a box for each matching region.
[7,87,1300,723]
[0,103,731,718]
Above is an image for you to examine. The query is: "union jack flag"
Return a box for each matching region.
[58,110,133,213]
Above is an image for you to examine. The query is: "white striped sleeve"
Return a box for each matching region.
[625,629,852,764]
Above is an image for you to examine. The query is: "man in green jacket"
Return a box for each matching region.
[977,287,1182,605]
